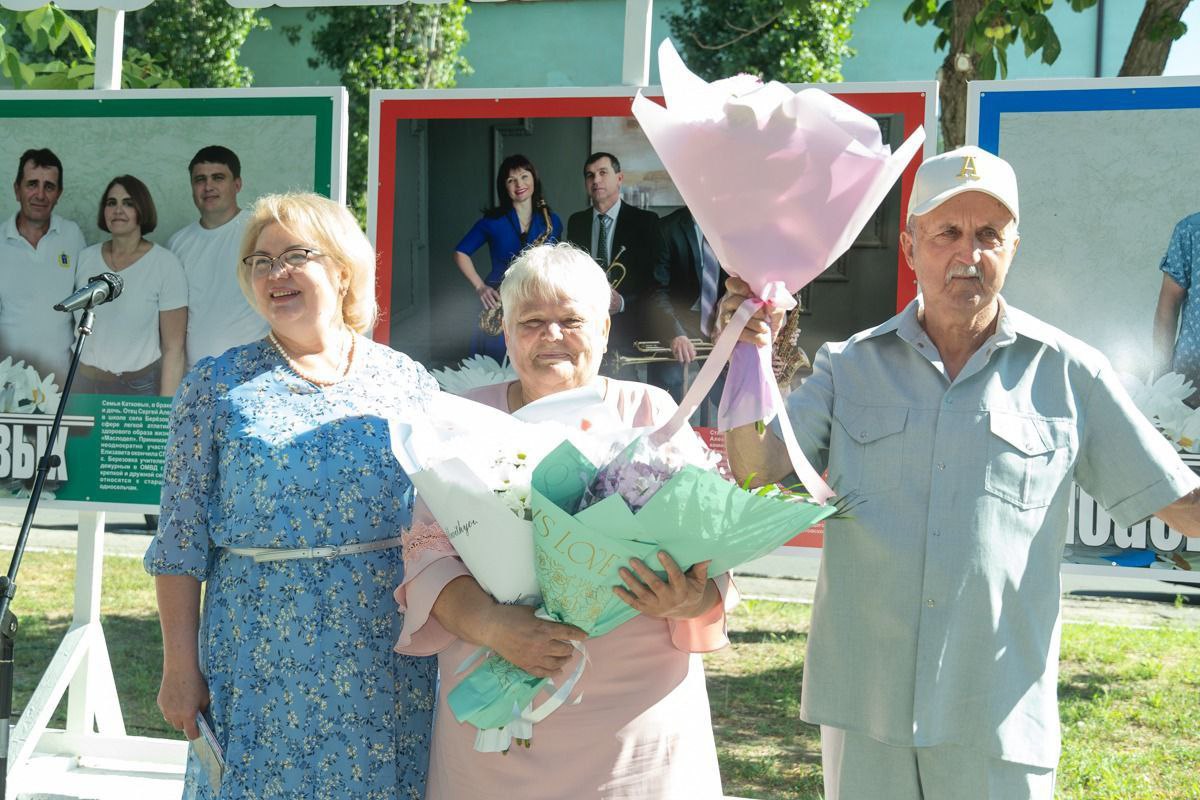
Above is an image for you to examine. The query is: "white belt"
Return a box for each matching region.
[225,536,404,563]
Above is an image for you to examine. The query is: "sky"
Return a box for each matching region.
[1164,4,1200,76]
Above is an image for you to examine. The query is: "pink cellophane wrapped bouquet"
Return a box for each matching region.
[632,40,925,503]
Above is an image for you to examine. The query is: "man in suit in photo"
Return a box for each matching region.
[566,152,661,365]
[649,205,728,415]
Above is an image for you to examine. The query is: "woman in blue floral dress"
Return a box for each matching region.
[145,192,436,799]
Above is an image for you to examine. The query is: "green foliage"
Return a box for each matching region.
[124,0,267,89]
[1146,12,1188,43]
[666,0,868,84]
[0,4,92,87]
[902,0,1099,79]
[25,48,182,90]
[304,2,472,220]
[0,4,181,89]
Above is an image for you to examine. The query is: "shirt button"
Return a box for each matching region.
[937,462,946,470]
[932,530,941,537]
[926,599,936,607]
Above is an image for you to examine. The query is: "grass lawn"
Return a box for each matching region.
[6,551,1200,799]
[706,601,1200,800]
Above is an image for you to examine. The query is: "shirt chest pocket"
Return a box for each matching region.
[832,399,908,496]
[984,412,1075,510]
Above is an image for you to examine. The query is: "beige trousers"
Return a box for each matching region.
[820,725,1056,800]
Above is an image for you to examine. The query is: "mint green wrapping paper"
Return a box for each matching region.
[446,439,840,734]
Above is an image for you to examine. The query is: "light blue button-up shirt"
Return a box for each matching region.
[785,297,1197,767]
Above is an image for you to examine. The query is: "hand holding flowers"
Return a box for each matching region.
[434,577,586,679]
[614,553,716,620]
[480,603,587,678]
[715,275,785,347]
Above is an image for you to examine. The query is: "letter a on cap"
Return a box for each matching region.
[956,156,980,180]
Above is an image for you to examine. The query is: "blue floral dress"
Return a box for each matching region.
[144,337,438,800]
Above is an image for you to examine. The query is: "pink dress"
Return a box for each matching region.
[395,379,735,799]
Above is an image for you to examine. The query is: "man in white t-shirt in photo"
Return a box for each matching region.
[168,145,268,368]
[0,148,85,383]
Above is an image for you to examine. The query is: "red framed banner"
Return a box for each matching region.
[368,85,933,558]
[367,85,935,370]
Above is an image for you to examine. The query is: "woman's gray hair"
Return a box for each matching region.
[500,242,611,327]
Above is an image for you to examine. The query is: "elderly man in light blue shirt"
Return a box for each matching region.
[724,146,1200,800]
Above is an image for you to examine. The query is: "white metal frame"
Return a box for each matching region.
[6,512,188,797]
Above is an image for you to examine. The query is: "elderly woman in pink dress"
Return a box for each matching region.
[395,242,736,798]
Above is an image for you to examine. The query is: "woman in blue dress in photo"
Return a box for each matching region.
[453,154,562,360]
[145,192,437,799]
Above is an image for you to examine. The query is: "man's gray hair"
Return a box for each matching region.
[500,243,611,328]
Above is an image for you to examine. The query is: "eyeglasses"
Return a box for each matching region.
[242,247,322,279]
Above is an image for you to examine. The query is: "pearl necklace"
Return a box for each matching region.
[269,329,355,387]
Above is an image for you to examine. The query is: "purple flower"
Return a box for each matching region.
[579,433,718,512]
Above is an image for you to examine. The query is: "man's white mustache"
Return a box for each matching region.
[945,265,980,284]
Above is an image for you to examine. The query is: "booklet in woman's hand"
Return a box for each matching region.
[192,712,225,789]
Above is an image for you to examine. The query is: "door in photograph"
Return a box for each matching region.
[389,116,589,367]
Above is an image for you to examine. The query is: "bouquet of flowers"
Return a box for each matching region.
[391,386,637,601]
[445,426,850,748]
[630,39,925,502]
[391,392,560,605]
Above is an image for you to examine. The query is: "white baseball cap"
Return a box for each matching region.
[907,145,1019,225]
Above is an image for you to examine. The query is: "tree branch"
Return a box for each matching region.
[690,11,783,50]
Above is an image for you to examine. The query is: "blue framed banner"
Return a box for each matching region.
[968,77,1200,583]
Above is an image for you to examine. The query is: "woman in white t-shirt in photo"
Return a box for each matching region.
[76,175,188,396]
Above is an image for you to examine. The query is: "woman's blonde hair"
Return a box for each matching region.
[238,192,377,334]
[500,242,611,329]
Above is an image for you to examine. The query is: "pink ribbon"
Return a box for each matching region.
[649,281,834,505]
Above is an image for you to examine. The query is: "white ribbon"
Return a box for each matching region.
[467,640,591,753]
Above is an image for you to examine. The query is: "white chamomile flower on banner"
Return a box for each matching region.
[0,358,33,414]
[431,355,517,396]
[1121,371,1200,451]
[23,366,61,414]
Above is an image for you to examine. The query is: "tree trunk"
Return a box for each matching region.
[1119,0,1193,76]
[939,0,987,150]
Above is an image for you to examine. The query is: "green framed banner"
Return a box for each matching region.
[0,88,348,512]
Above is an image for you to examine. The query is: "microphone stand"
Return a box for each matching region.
[0,305,96,795]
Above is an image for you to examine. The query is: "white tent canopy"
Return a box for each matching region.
[0,0,654,87]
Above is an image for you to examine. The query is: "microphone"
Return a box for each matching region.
[54,272,124,312]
